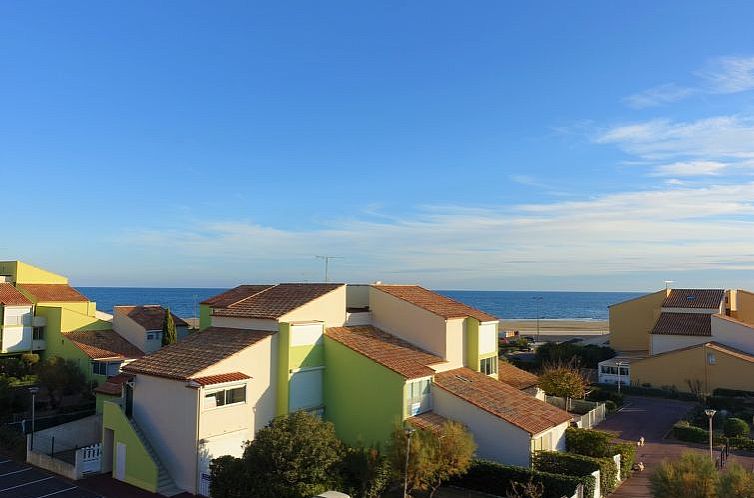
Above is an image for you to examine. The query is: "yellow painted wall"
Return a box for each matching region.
[609,290,667,352]
[0,261,68,284]
[735,290,754,326]
[631,344,754,393]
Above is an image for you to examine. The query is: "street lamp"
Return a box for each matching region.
[403,427,415,498]
[616,361,627,394]
[705,409,716,463]
[533,297,543,343]
[28,387,39,451]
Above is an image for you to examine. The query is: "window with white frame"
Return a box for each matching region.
[531,432,552,452]
[480,356,498,375]
[146,331,162,341]
[203,385,247,410]
[33,327,45,340]
[92,361,122,377]
[406,378,431,416]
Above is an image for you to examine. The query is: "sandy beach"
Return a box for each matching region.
[500,319,609,337]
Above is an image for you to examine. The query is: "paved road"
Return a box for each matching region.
[597,396,754,498]
[0,459,101,498]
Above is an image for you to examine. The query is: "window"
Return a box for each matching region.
[531,432,552,452]
[204,385,247,410]
[92,361,122,376]
[707,353,716,365]
[406,379,431,416]
[92,362,107,376]
[33,327,45,340]
[146,331,161,341]
[480,356,498,376]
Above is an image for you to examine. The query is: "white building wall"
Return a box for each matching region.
[479,322,498,355]
[711,316,754,354]
[651,334,709,355]
[1,305,33,352]
[210,316,279,331]
[432,387,533,467]
[445,318,466,369]
[112,312,148,352]
[280,285,347,327]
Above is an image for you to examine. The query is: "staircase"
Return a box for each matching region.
[130,421,183,497]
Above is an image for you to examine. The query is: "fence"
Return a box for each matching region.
[544,396,606,429]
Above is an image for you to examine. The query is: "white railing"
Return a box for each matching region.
[345,311,372,326]
[32,315,47,327]
[77,443,102,474]
[32,339,46,351]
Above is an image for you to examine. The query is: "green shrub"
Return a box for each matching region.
[0,425,25,460]
[724,418,750,438]
[587,387,625,407]
[594,383,699,401]
[605,400,618,412]
[713,388,754,397]
[565,427,613,457]
[673,421,709,444]
[533,450,617,494]
[612,442,636,480]
[727,436,754,452]
[450,459,592,498]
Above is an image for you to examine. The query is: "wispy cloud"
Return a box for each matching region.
[624,55,754,108]
[650,161,727,177]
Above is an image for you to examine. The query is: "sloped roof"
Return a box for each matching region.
[635,341,754,364]
[663,289,725,309]
[211,283,343,319]
[325,325,444,379]
[114,305,189,330]
[191,372,251,386]
[65,330,144,360]
[94,373,134,396]
[373,285,498,322]
[19,284,89,302]
[433,368,572,435]
[407,411,451,434]
[123,327,273,380]
[201,285,274,307]
[651,312,712,336]
[498,361,539,390]
[0,283,32,306]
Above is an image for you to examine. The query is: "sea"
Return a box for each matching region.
[77,288,641,321]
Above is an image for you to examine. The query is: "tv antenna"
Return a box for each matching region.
[315,256,343,282]
[664,280,675,290]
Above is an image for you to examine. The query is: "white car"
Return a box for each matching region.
[313,492,351,498]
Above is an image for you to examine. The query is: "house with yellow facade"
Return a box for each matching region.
[97,283,572,496]
[600,287,754,394]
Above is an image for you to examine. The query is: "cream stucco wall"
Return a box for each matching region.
[369,287,449,359]
[734,290,754,326]
[346,284,370,309]
[609,290,666,352]
[479,322,498,356]
[432,386,534,467]
[210,316,279,331]
[711,315,754,354]
[651,334,709,355]
[113,312,149,353]
[445,318,466,368]
[280,285,346,327]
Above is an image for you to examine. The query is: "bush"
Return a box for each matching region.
[210,455,249,498]
[612,442,636,480]
[728,436,754,452]
[0,425,26,460]
[565,428,613,457]
[535,343,616,369]
[713,388,754,398]
[594,383,699,401]
[450,459,592,498]
[672,421,709,444]
[650,452,717,498]
[533,451,617,494]
[605,400,618,412]
[724,418,751,438]
[339,447,391,498]
[587,387,625,407]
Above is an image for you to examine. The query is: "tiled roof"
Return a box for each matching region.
[373,285,498,322]
[0,283,32,306]
[663,289,725,309]
[212,283,343,319]
[191,372,251,386]
[407,411,451,434]
[19,284,89,302]
[123,327,273,380]
[114,305,189,330]
[433,368,572,435]
[93,373,134,396]
[201,285,274,307]
[636,341,754,364]
[651,312,712,336]
[325,325,444,379]
[498,362,539,390]
[65,330,144,360]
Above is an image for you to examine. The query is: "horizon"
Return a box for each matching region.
[3,2,754,290]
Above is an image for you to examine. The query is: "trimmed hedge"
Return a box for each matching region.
[728,436,754,452]
[593,383,699,401]
[450,459,594,498]
[672,422,709,444]
[724,418,750,438]
[612,442,635,480]
[533,451,617,495]
[565,428,635,479]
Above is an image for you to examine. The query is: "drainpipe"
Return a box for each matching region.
[187,380,201,494]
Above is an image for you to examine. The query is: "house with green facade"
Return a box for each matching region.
[98,282,572,496]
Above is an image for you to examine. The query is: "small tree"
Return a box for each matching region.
[35,356,86,409]
[539,361,587,411]
[650,452,717,498]
[162,308,177,346]
[340,446,392,498]
[389,420,476,497]
[507,478,544,498]
[717,462,754,498]
[724,418,750,438]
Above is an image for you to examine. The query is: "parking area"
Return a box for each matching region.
[0,459,101,498]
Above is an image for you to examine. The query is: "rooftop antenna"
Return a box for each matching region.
[664,280,675,290]
[315,256,343,283]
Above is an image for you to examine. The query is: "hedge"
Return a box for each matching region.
[611,442,635,480]
[593,383,699,401]
[450,459,593,498]
[727,436,754,452]
[533,451,616,495]
[565,428,635,479]
[724,418,750,438]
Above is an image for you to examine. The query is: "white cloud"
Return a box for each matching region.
[650,161,727,177]
[698,56,754,94]
[623,83,696,109]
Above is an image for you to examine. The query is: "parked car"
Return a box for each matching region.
[313,492,351,498]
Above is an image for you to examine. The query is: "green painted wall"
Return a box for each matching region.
[466,318,480,370]
[276,322,291,416]
[324,337,405,447]
[102,401,159,493]
[96,392,120,414]
[199,304,211,331]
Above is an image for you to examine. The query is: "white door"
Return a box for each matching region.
[115,442,126,481]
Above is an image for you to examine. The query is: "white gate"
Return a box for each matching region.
[199,472,211,496]
[79,443,102,474]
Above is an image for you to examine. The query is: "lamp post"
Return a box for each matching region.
[403,427,415,498]
[28,386,39,451]
[616,361,627,394]
[705,409,717,463]
[533,296,543,343]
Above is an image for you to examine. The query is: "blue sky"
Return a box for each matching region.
[2,1,754,290]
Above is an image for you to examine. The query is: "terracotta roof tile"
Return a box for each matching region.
[201,285,274,307]
[191,372,251,386]
[663,289,724,309]
[434,367,572,435]
[635,341,754,364]
[65,330,144,360]
[114,305,188,330]
[498,362,539,390]
[123,327,273,380]
[93,373,134,395]
[326,325,444,379]
[407,411,452,434]
[374,285,498,322]
[212,283,343,319]
[0,283,32,306]
[651,312,711,336]
[19,284,89,302]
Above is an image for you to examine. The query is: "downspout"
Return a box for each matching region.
[187,380,201,495]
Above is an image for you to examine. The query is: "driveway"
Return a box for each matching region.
[597,396,754,498]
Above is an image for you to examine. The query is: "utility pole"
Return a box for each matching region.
[315,256,343,282]
[533,296,543,343]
